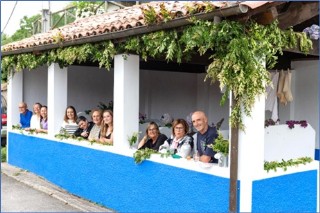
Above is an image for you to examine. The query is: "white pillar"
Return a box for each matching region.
[7,70,23,129]
[47,63,68,137]
[113,54,139,148]
[238,90,266,211]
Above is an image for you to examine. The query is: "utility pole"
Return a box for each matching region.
[41,1,51,33]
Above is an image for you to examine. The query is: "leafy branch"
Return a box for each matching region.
[128,132,139,146]
[208,132,229,155]
[2,19,313,130]
[133,148,158,164]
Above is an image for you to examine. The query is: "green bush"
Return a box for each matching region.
[1,147,7,162]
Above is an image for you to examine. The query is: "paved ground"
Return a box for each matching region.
[1,163,113,212]
[1,174,80,212]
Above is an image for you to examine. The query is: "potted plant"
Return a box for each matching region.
[211,132,229,167]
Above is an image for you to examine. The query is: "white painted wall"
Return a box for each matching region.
[23,66,47,107]
[140,69,198,120]
[265,60,319,149]
[291,60,319,148]
[265,124,315,161]
[140,70,229,129]
[68,65,114,114]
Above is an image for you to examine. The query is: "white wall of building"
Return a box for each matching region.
[68,65,114,115]
[139,70,229,129]
[264,60,318,148]
[23,66,47,107]
[291,60,319,147]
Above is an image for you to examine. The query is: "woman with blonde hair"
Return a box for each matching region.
[99,110,113,145]
[138,122,167,151]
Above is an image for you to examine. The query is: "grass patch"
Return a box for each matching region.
[13,172,21,176]
[1,147,6,162]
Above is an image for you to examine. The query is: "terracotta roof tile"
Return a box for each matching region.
[2,1,271,52]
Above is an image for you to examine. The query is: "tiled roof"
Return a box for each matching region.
[2,1,271,53]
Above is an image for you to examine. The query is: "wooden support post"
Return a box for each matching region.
[229,97,239,213]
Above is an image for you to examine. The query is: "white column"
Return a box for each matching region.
[238,93,266,210]
[7,70,23,129]
[47,63,68,137]
[113,54,139,148]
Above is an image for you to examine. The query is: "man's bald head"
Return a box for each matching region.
[192,111,208,134]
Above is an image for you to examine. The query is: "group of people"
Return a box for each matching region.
[19,102,48,134]
[19,103,217,163]
[138,111,218,163]
[18,102,114,145]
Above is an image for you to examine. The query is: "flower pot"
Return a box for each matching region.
[215,152,228,167]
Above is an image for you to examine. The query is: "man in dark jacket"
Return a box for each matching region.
[74,116,94,139]
[192,111,218,163]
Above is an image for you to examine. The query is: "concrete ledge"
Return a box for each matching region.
[1,162,113,212]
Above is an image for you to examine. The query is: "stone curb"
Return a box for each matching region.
[1,162,113,212]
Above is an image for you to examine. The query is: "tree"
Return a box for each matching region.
[1,33,13,46]
[1,14,41,45]
[73,1,105,19]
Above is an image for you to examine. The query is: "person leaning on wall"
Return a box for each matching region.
[191,111,218,163]
[138,121,167,151]
[99,110,113,145]
[36,105,48,134]
[18,102,33,128]
[88,109,103,141]
[25,102,42,131]
[74,116,94,139]
[61,106,78,135]
[159,119,194,157]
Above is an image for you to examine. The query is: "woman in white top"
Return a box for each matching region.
[99,110,113,145]
[36,105,48,134]
[26,102,42,130]
[159,119,194,157]
[88,109,102,141]
[61,106,78,135]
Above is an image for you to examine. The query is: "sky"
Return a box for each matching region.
[1,1,72,36]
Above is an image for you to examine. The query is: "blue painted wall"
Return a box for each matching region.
[8,133,230,212]
[252,170,317,212]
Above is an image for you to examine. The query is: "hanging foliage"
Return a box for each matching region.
[1,18,312,129]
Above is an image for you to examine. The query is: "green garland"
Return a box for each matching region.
[264,157,313,172]
[54,132,112,146]
[133,148,158,164]
[1,18,312,129]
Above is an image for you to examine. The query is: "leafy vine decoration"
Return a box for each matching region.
[1,18,312,129]
[264,157,313,172]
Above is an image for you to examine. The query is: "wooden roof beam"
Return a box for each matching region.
[278,2,319,30]
[253,6,278,25]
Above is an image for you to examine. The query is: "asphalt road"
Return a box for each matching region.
[1,173,81,212]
